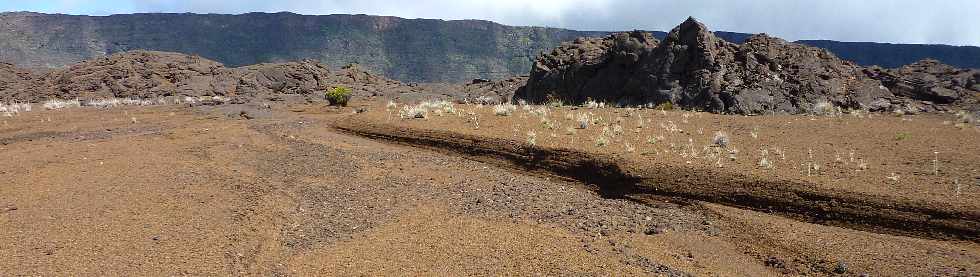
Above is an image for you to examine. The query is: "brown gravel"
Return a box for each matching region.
[1,102,977,276]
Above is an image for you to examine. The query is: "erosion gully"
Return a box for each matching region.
[334,118,980,243]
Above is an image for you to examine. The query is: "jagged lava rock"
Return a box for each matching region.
[518,17,893,114]
[0,63,36,102]
[865,59,979,104]
[518,31,659,104]
[0,50,425,103]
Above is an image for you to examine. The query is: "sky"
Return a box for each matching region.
[2,0,978,46]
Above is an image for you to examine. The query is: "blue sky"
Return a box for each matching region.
[2,0,978,46]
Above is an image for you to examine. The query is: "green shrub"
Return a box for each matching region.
[326,86,352,106]
[654,102,674,111]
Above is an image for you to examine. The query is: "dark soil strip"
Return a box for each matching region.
[334,118,980,242]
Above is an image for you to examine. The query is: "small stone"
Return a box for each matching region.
[644,225,665,235]
[834,261,848,274]
[764,257,785,269]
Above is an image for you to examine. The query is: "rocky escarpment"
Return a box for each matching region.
[2,12,978,84]
[0,50,426,103]
[0,12,605,83]
[518,18,893,114]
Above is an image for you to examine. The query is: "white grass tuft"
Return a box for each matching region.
[532,106,549,117]
[595,135,608,147]
[584,100,605,109]
[811,101,836,116]
[758,149,773,169]
[493,103,516,116]
[712,131,730,148]
[575,113,590,129]
[474,96,497,105]
[399,104,428,119]
[526,130,537,146]
[43,99,81,110]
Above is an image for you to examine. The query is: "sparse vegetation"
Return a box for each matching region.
[326,86,352,106]
[0,102,32,116]
[575,113,591,129]
[712,131,730,148]
[43,99,81,110]
[584,100,605,109]
[759,149,773,169]
[595,135,608,147]
[399,103,428,119]
[954,110,976,125]
[811,101,836,116]
[546,99,564,108]
[473,96,497,105]
[493,103,516,116]
[526,130,537,146]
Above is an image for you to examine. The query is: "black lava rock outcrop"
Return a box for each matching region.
[517,18,893,114]
[865,59,979,105]
[520,31,659,104]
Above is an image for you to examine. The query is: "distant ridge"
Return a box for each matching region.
[0,12,976,83]
[796,40,980,69]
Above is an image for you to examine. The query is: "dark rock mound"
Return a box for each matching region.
[0,50,426,103]
[0,63,39,103]
[417,76,529,105]
[518,17,893,114]
[518,31,659,104]
[33,51,225,102]
[221,62,423,101]
[459,76,529,104]
[865,59,979,105]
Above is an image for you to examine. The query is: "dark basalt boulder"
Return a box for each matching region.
[517,31,659,104]
[517,17,894,114]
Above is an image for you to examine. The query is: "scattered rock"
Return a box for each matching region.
[834,261,848,274]
[239,111,254,120]
[764,257,786,269]
[643,224,666,235]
